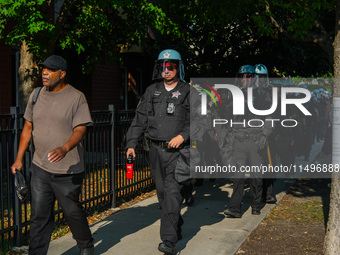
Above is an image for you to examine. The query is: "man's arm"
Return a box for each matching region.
[125,88,152,158]
[48,125,86,163]
[11,120,33,174]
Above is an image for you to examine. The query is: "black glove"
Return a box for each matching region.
[256,135,267,150]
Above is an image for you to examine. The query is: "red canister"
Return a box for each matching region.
[126,154,134,179]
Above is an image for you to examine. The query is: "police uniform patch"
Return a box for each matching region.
[154,91,161,96]
[172,90,181,98]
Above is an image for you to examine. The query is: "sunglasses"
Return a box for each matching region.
[239,73,253,78]
[160,62,177,71]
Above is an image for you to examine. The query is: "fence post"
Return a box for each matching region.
[10,106,23,247]
[109,105,116,208]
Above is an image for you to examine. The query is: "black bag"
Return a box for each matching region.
[14,170,28,202]
[175,141,201,183]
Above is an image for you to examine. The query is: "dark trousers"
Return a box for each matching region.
[322,126,332,155]
[262,178,274,197]
[230,140,263,212]
[258,146,275,198]
[149,144,183,244]
[29,164,93,255]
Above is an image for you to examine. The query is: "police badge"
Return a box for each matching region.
[172,90,181,98]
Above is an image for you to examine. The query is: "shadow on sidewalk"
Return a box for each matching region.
[57,178,294,255]
[60,202,161,254]
[176,179,231,253]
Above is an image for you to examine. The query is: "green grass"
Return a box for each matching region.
[265,196,327,225]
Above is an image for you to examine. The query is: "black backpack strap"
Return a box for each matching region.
[29,87,42,161]
[33,87,42,107]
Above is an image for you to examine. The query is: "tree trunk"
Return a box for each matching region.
[324,0,340,254]
[18,41,38,113]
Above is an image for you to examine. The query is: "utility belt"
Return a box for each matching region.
[150,140,169,149]
[233,132,260,142]
[150,139,188,150]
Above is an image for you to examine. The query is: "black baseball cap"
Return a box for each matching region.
[38,55,68,71]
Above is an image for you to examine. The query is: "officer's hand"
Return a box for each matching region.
[11,160,22,175]
[169,135,185,149]
[126,148,135,159]
[48,146,68,163]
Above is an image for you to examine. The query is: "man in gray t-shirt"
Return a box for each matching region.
[11,55,94,255]
[24,83,91,174]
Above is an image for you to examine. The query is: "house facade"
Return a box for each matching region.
[0,43,155,114]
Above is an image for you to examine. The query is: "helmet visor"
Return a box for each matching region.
[160,61,178,71]
[235,73,255,88]
[152,60,180,80]
[237,73,254,79]
[255,74,269,88]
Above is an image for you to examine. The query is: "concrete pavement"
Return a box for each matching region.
[47,141,324,255]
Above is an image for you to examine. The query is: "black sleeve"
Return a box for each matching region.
[186,86,209,142]
[125,87,152,149]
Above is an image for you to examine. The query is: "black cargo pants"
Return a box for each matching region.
[229,139,263,212]
[29,164,93,255]
[149,144,183,244]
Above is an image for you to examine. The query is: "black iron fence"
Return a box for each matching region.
[0,105,153,248]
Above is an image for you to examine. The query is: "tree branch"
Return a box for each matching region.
[264,0,287,35]
[264,0,333,64]
[54,0,78,40]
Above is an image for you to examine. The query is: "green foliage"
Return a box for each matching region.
[0,0,336,76]
[251,0,335,38]
[143,0,334,78]
[0,0,55,56]
[0,0,179,72]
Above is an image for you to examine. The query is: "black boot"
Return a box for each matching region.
[224,208,241,218]
[158,241,175,255]
[251,207,261,215]
[79,246,94,255]
[266,195,277,204]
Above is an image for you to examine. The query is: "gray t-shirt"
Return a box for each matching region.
[24,85,92,174]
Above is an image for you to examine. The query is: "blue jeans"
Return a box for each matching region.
[29,164,93,255]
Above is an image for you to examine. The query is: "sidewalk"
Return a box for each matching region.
[47,141,324,255]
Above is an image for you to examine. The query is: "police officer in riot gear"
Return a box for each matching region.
[224,64,271,218]
[235,64,256,89]
[126,49,202,255]
[254,64,269,88]
[254,64,277,204]
[273,79,297,167]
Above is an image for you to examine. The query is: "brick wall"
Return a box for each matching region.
[0,42,13,114]
[0,45,153,114]
[91,63,121,111]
